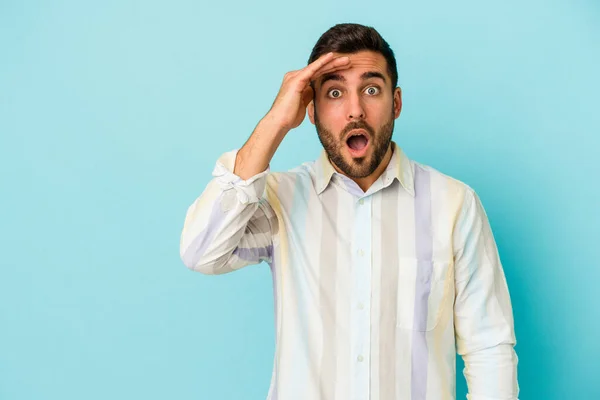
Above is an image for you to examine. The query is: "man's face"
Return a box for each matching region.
[309,50,402,179]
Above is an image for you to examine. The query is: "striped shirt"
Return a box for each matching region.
[179,141,519,400]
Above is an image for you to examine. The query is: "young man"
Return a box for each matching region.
[180,23,519,400]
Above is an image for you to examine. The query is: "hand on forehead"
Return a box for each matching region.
[332,50,387,68]
[315,50,388,88]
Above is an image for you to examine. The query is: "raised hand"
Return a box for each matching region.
[268,52,351,131]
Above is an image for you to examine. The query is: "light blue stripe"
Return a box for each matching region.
[181,192,227,269]
[232,244,273,262]
[411,165,433,400]
[380,184,399,398]
[338,174,365,197]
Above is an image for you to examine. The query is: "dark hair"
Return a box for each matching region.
[308,23,398,90]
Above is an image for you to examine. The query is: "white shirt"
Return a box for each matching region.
[180,141,519,399]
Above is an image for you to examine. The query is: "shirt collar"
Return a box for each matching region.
[314,141,415,197]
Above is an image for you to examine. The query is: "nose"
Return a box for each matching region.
[347,92,365,120]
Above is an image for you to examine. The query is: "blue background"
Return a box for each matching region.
[1,0,598,399]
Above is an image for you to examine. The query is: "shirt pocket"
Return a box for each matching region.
[395,257,452,332]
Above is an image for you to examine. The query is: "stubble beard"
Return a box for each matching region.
[315,109,395,179]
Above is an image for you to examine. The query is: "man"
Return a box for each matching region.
[180,23,519,400]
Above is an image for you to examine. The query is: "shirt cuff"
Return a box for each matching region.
[212,149,270,205]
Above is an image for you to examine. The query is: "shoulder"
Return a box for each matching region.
[266,160,317,187]
[410,158,476,205]
[262,161,319,208]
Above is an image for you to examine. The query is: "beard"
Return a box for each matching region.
[314,109,395,179]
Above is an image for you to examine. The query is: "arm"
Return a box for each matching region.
[179,148,277,274]
[234,52,351,180]
[453,189,519,400]
[179,52,352,274]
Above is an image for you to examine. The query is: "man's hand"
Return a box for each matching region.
[267,52,351,131]
[233,52,351,180]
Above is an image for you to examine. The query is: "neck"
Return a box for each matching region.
[332,143,394,192]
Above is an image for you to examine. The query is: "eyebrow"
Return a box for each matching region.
[319,71,387,87]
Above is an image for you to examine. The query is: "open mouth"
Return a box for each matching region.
[345,130,370,157]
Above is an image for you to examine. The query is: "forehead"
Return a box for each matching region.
[335,50,387,70]
[317,50,388,86]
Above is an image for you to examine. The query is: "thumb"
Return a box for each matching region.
[301,85,314,108]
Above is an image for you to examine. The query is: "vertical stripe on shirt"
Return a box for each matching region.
[379,183,400,399]
[181,192,226,269]
[288,171,311,398]
[268,258,279,400]
[266,178,284,400]
[412,165,433,400]
[319,187,338,400]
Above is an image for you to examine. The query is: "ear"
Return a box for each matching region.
[308,100,315,125]
[393,86,402,119]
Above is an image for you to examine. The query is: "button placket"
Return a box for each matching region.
[351,195,372,400]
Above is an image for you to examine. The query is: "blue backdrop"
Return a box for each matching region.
[1,0,598,399]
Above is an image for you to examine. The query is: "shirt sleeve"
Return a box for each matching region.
[179,149,277,274]
[453,188,520,400]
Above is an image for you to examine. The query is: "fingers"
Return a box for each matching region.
[301,53,351,82]
[313,57,351,79]
[302,52,336,76]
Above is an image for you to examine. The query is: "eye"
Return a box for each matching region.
[327,88,342,98]
[365,86,380,95]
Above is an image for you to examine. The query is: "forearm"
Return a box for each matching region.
[462,343,519,400]
[235,52,352,179]
[453,189,519,399]
[180,150,272,274]
[234,113,288,180]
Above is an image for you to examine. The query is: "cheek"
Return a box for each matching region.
[365,101,393,122]
[319,100,346,117]
[316,103,346,130]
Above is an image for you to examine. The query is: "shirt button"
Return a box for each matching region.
[357,303,364,310]
[357,355,364,362]
[359,199,364,205]
[357,249,364,257]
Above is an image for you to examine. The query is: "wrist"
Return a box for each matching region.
[261,112,291,139]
